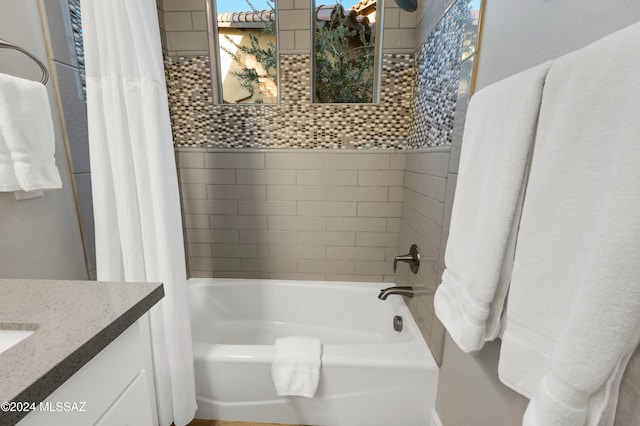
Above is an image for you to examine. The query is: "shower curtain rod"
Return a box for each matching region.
[0,38,49,84]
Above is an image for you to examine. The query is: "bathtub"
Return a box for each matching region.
[188,278,439,426]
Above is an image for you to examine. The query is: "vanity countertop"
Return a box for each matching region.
[0,279,163,423]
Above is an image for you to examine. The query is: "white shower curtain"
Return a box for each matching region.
[81,1,197,425]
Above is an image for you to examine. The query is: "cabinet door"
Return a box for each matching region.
[94,371,153,426]
[17,322,152,426]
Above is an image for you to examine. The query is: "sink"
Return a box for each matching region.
[0,329,34,354]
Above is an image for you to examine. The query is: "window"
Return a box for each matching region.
[211,0,279,104]
[312,0,382,103]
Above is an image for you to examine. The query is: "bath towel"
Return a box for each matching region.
[0,73,61,192]
[498,21,640,426]
[272,336,322,398]
[433,61,552,352]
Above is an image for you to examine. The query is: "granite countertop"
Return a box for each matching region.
[0,279,164,424]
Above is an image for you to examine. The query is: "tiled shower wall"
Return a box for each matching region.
[394,0,478,365]
[167,0,478,361]
[166,54,414,149]
[176,149,405,282]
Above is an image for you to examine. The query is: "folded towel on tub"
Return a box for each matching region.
[272,336,322,398]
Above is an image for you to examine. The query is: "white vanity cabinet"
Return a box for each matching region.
[17,320,155,426]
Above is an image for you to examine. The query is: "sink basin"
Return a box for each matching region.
[0,329,34,354]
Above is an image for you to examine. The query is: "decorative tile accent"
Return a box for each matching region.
[165,54,414,149]
[164,0,473,150]
[67,0,86,100]
[408,0,472,148]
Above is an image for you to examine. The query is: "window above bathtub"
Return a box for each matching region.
[207,0,280,105]
[312,0,383,104]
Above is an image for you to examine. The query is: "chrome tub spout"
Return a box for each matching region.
[378,286,433,300]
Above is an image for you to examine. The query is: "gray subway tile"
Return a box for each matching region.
[180,168,236,184]
[405,152,450,177]
[182,199,237,215]
[177,151,205,168]
[265,153,327,169]
[268,216,326,231]
[207,185,266,200]
[209,215,267,230]
[357,202,403,218]
[270,272,326,281]
[297,170,357,186]
[326,153,389,170]
[184,214,210,229]
[326,217,387,232]
[298,260,354,274]
[270,245,325,260]
[186,229,239,243]
[164,11,193,31]
[239,200,297,216]
[188,243,212,257]
[297,231,355,246]
[355,260,392,275]
[356,232,400,247]
[211,244,269,258]
[242,258,298,273]
[267,185,326,201]
[163,0,205,11]
[358,170,404,186]
[326,246,385,261]
[298,201,357,217]
[239,230,297,245]
[326,186,388,202]
[387,218,402,232]
[237,169,296,185]
[181,183,207,199]
[204,152,265,169]
[403,188,445,225]
[190,257,241,271]
[325,274,382,282]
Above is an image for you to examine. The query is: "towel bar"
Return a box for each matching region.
[0,39,49,84]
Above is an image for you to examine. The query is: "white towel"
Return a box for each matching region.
[499,21,640,426]
[272,336,321,398]
[433,61,552,352]
[0,73,62,192]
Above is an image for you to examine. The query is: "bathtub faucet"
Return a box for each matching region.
[378,286,433,300]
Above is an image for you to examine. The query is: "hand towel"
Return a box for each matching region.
[498,21,640,426]
[433,61,552,352]
[272,336,321,398]
[0,73,62,192]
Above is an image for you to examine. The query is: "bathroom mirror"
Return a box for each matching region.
[312,0,383,104]
[209,0,279,104]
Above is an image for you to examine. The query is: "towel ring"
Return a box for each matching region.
[0,39,49,85]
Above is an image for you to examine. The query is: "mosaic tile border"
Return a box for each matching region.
[407,0,471,148]
[166,54,414,149]
[67,0,86,101]
[164,0,473,149]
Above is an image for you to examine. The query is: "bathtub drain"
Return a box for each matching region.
[393,315,403,332]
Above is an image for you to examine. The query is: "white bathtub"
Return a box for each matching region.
[187,278,439,426]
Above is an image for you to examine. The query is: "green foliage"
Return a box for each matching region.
[220,0,277,103]
[314,3,376,103]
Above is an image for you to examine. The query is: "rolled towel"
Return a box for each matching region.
[271,336,322,398]
[0,73,62,192]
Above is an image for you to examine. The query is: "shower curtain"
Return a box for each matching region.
[81,1,197,424]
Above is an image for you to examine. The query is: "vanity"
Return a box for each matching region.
[0,279,164,426]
